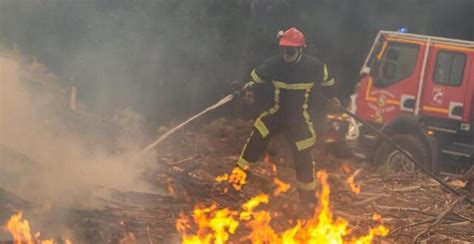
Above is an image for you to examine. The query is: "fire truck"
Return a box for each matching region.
[342,31,474,173]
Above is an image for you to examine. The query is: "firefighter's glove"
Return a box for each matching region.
[228,80,255,104]
[229,165,248,191]
[231,80,256,91]
[242,81,257,104]
[231,80,243,91]
[242,81,256,91]
[326,97,341,113]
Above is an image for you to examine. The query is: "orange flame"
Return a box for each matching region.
[240,194,269,221]
[278,171,351,243]
[215,167,247,191]
[273,178,291,196]
[177,203,239,244]
[342,163,361,194]
[272,164,277,173]
[3,211,58,244]
[372,213,382,222]
[347,175,361,194]
[341,163,351,174]
[4,212,33,244]
[214,173,229,183]
[178,170,389,243]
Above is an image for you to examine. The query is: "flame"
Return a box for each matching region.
[341,163,361,194]
[4,212,33,244]
[273,178,291,196]
[178,170,389,243]
[372,213,382,222]
[341,163,351,174]
[243,209,278,243]
[240,194,269,221]
[215,167,247,191]
[215,173,229,183]
[347,175,361,194]
[278,171,351,243]
[3,211,56,244]
[272,164,277,173]
[177,203,239,244]
[216,153,279,192]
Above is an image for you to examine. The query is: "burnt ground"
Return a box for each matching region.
[1,117,473,244]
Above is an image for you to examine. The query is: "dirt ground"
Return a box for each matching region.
[1,116,473,244]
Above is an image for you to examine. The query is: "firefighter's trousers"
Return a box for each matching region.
[236,113,317,191]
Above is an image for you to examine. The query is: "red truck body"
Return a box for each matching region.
[347,31,474,171]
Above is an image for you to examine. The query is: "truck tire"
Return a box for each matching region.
[373,134,431,174]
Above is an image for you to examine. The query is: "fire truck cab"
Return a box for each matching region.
[351,31,474,172]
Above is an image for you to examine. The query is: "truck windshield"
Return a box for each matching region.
[373,42,419,87]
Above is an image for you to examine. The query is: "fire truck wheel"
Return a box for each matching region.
[374,134,430,174]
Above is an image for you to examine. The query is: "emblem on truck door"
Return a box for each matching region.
[432,87,444,105]
[367,90,397,123]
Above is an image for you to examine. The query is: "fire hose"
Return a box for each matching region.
[142,92,237,153]
[141,86,473,205]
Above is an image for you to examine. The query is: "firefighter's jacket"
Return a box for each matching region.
[249,54,336,151]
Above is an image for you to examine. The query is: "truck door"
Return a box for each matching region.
[420,46,473,123]
[359,40,423,124]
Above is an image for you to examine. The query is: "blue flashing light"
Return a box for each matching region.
[398,27,408,33]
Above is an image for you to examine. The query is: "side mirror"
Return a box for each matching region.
[360,66,371,77]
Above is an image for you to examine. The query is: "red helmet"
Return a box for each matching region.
[278,27,306,47]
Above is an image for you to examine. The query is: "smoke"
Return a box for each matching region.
[0,50,158,207]
[0,0,241,124]
[1,0,472,206]
[1,0,472,119]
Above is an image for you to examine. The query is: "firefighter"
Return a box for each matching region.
[229,27,340,209]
